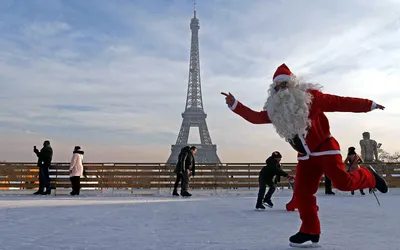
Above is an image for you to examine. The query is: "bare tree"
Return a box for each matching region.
[378,148,400,163]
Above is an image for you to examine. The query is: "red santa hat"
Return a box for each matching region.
[273,63,294,83]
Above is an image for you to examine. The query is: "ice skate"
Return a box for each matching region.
[255,204,266,211]
[366,166,388,193]
[289,232,320,248]
[180,191,192,197]
[263,199,273,208]
[42,190,51,195]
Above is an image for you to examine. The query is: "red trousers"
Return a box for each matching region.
[294,154,376,235]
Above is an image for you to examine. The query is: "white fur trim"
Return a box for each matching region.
[371,102,376,110]
[273,74,291,83]
[229,99,238,110]
[297,150,341,161]
[297,155,309,160]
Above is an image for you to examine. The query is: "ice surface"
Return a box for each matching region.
[0,188,399,250]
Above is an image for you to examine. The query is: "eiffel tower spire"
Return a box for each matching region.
[166,2,221,164]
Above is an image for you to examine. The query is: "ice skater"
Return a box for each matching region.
[222,63,388,247]
[256,151,293,210]
[172,146,197,197]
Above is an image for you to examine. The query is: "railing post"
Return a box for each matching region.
[158,163,161,195]
[214,163,217,195]
[54,163,57,196]
[112,163,115,195]
[383,162,389,187]
[248,163,251,190]
[100,164,103,194]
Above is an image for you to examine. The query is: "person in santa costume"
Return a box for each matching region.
[221,63,388,248]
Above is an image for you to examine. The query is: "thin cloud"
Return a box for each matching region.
[0,0,399,163]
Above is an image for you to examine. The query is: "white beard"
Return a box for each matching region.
[265,82,321,141]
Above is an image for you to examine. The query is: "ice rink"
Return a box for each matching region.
[0,188,399,250]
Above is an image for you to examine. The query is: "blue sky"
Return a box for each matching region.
[1,0,400,162]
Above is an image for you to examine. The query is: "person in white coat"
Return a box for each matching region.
[69,146,84,196]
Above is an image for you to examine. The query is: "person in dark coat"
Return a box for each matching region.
[172,146,197,197]
[33,140,53,195]
[172,146,190,196]
[256,151,293,209]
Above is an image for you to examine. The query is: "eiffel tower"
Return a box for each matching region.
[166,3,221,164]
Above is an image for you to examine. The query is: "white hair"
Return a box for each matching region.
[264,77,322,140]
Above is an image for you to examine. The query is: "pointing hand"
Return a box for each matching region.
[221,92,235,107]
[375,104,385,110]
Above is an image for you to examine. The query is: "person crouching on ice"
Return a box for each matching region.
[256,151,293,210]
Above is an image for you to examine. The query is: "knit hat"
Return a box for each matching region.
[273,63,294,83]
[271,151,282,158]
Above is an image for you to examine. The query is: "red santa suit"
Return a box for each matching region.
[228,64,378,237]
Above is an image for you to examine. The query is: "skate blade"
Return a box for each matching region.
[289,242,321,248]
[263,203,273,208]
[254,208,266,211]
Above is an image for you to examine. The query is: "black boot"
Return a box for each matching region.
[289,232,320,247]
[360,189,365,195]
[172,190,179,196]
[33,190,44,195]
[324,176,335,195]
[181,191,192,197]
[366,166,388,193]
[351,190,355,195]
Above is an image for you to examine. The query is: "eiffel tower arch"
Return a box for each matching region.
[166,3,221,165]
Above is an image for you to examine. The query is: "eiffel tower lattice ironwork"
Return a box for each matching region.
[166,4,221,164]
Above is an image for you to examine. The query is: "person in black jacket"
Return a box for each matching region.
[172,146,190,196]
[256,151,293,210]
[172,146,197,197]
[33,140,53,195]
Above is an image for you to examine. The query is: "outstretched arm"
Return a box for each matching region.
[229,100,271,124]
[34,148,40,158]
[277,168,289,178]
[312,90,384,113]
[222,92,271,124]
